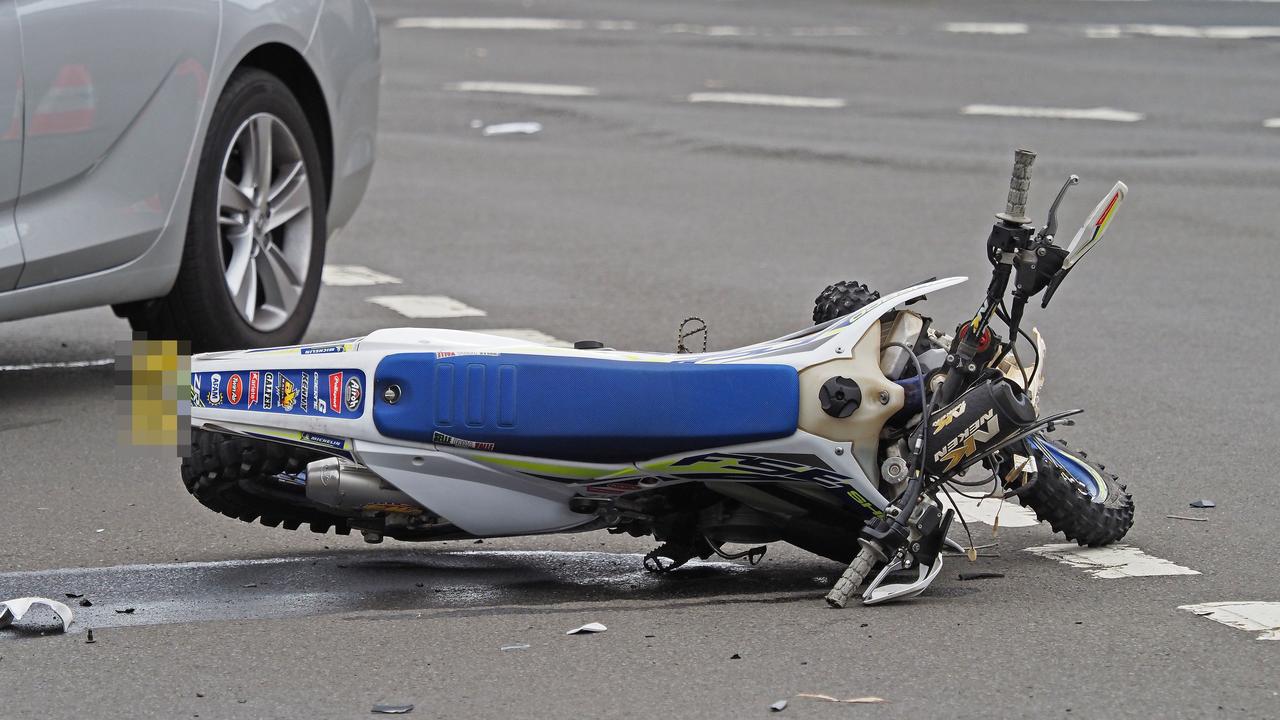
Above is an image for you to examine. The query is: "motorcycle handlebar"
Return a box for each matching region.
[998,149,1036,224]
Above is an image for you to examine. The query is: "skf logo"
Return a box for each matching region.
[932,401,967,434]
[226,374,243,405]
[328,373,343,412]
[278,377,298,411]
[933,409,1000,473]
[345,376,362,412]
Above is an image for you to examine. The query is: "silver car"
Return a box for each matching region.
[0,0,379,350]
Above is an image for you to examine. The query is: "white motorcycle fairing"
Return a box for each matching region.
[189,277,967,537]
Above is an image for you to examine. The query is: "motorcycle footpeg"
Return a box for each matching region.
[861,554,944,606]
[643,543,694,573]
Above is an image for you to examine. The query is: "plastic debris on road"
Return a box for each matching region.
[371,703,415,714]
[770,700,788,712]
[0,597,74,632]
[795,694,887,705]
[500,643,531,651]
[1189,499,1216,508]
[482,122,543,137]
[566,622,607,635]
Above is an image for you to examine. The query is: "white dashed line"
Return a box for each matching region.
[945,494,1041,528]
[942,22,1029,35]
[1264,118,1280,128]
[481,329,573,347]
[1180,602,1280,641]
[0,358,113,372]
[447,81,599,97]
[1023,543,1199,579]
[322,265,402,287]
[366,295,487,319]
[687,92,847,109]
[962,104,1144,123]
[1085,24,1280,39]
[395,17,587,30]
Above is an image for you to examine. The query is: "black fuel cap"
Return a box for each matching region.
[819,376,862,418]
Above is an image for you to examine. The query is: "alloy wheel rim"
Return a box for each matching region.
[216,113,312,332]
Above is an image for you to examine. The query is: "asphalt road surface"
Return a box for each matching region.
[3,0,1279,717]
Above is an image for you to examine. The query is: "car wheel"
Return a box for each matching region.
[121,68,326,352]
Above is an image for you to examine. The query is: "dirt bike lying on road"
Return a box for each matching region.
[183,149,1133,607]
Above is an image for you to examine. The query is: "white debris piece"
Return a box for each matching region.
[0,597,74,632]
[1180,602,1280,640]
[566,622,607,635]
[482,122,543,136]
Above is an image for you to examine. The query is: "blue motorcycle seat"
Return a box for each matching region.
[372,353,799,464]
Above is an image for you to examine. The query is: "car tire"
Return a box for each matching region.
[119,68,326,352]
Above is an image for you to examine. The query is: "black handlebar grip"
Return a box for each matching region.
[997,149,1035,225]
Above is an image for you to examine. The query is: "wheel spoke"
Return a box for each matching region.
[227,252,258,323]
[250,116,273,200]
[258,241,302,312]
[265,170,310,232]
[220,176,253,214]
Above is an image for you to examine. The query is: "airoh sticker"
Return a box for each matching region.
[345,376,362,412]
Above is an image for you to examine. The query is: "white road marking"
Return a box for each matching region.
[962,104,1144,123]
[1086,24,1280,40]
[687,92,847,109]
[661,23,758,36]
[394,17,587,30]
[1179,602,1280,641]
[945,494,1041,528]
[481,329,573,347]
[322,265,402,287]
[1264,118,1280,128]
[0,358,113,372]
[788,26,865,37]
[447,81,599,97]
[1023,543,1200,579]
[366,295,487,319]
[943,22,1029,35]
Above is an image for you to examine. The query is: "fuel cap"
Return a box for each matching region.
[819,376,862,418]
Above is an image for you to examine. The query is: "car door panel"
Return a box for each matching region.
[13,0,217,288]
[0,0,23,290]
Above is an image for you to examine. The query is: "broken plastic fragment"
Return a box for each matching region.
[770,700,788,712]
[500,643,530,651]
[566,622,607,635]
[0,597,74,632]
[482,121,542,137]
[371,703,414,714]
[795,694,887,704]
[1189,499,1216,509]
[115,608,136,614]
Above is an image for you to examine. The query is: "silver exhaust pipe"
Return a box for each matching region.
[305,458,423,514]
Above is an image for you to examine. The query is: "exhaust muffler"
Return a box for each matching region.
[305,458,423,514]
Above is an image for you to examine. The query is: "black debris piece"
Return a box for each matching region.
[770,700,789,712]
[64,593,84,599]
[78,599,92,607]
[957,572,1005,581]
[415,583,424,588]
[196,693,205,698]
[1189,499,1216,509]
[371,703,414,714]
[85,629,95,644]
[474,539,484,544]
[730,653,741,660]
[115,608,136,614]
[643,634,655,638]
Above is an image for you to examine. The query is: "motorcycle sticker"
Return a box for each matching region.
[226,374,243,406]
[191,369,365,419]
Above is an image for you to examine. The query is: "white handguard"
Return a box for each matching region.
[1064,181,1127,270]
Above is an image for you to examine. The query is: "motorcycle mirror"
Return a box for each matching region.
[1041,180,1127,308]
[1063,181,1127,270]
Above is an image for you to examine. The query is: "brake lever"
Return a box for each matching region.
[1037,174,1079,243]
